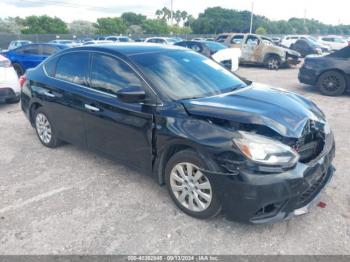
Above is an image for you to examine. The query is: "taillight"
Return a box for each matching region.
[0,55,11,68]
[19,75,27,88]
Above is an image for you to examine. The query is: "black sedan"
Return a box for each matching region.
[299,46,350,96]
[20,44,335,224]
[290,39,323,57]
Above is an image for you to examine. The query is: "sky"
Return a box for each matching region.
[0,0,349,25]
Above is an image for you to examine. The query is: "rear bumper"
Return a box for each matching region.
[0,87,20,102]
[299,67,318,86]
[206,133,335,224]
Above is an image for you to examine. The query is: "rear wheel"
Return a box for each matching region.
[12,63,24,77]
[165,150,222,219]
[317,71,347,96]
[265,55,281,70]
[34,108,61,148]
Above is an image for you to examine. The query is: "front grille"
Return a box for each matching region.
[297,139,324,163]
[251,201,286,221]
[295,171,327,209]
[294,120,325,163]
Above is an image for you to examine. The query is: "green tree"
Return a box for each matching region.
[94,17,126,34]
[169,25,192,34]
[21,15,68,34]
[161,7,171,21]
[121,12,146,26]
[142,19,169,34]
[255,26,267,35]
[181,11,188,23]
[155,9,163,19]
[174,10,182,25]
[69,20,95,34]
[0,17,23,34]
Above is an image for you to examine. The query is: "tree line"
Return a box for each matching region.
[0,6,349,35]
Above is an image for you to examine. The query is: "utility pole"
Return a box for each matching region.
[304,8,307,26]
[170,0,173,26]
[249,1,254,34]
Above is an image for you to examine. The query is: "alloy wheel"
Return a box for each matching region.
[267,58,280,70]
[169,162,212,212]
[322,75,340,92]
[35,113,52,144]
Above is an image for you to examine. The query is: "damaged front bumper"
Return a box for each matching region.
[205,133,335,224]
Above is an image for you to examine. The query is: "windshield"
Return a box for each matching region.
[131,51,246,100]
[59,40,73,44]
[334,37,347,43]
[204,41,226,52]
[119,37,130,42]
[167,38,178,44]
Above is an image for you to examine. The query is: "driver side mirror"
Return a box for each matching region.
[116,86,146,103]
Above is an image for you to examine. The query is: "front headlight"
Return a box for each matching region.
[232,131,299,166]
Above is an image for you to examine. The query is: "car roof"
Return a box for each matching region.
[62,43,185,56]
[13,43,69,49]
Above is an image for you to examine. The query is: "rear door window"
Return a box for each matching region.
[216,35,228,43]
[55,52,89,86]
[231,35,244,44]
[16,45,40,55]
[90,53,143,95]
[245,35,260,45]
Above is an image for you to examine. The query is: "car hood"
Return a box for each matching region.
[181,83,325,138]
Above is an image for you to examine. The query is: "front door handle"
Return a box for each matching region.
[84,104,100,112]
[44,91,55,98]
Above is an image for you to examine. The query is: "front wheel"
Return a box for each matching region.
[165,150,222,219]
[317,71,347,96]
[265,55,281,70]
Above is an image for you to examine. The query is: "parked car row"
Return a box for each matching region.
[280,35,348,51]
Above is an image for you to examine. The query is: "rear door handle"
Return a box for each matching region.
[44,91,55,98]
[84,104,100,112]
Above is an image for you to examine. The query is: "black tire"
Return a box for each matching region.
[34,107,61,148]
[317,71,347,96]
[12,63,24,77]
[165,149,222,219]
[265,55,281,70]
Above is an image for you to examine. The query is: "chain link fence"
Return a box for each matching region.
[0,33,218,50]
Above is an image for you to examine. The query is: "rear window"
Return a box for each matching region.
[44,56,59,77]
[328,46,350,58]
[231,35,244,44]
[55,52,89,86]
[204,41,226,52]
[41,45,58,56]
[15,45,40,55]
[216,35,228,42]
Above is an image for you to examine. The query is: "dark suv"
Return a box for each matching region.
[21,44,335,224]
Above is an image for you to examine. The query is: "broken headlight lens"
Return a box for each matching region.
[232,131,299,166]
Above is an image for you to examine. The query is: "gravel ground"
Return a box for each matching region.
[0,66,349,255]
